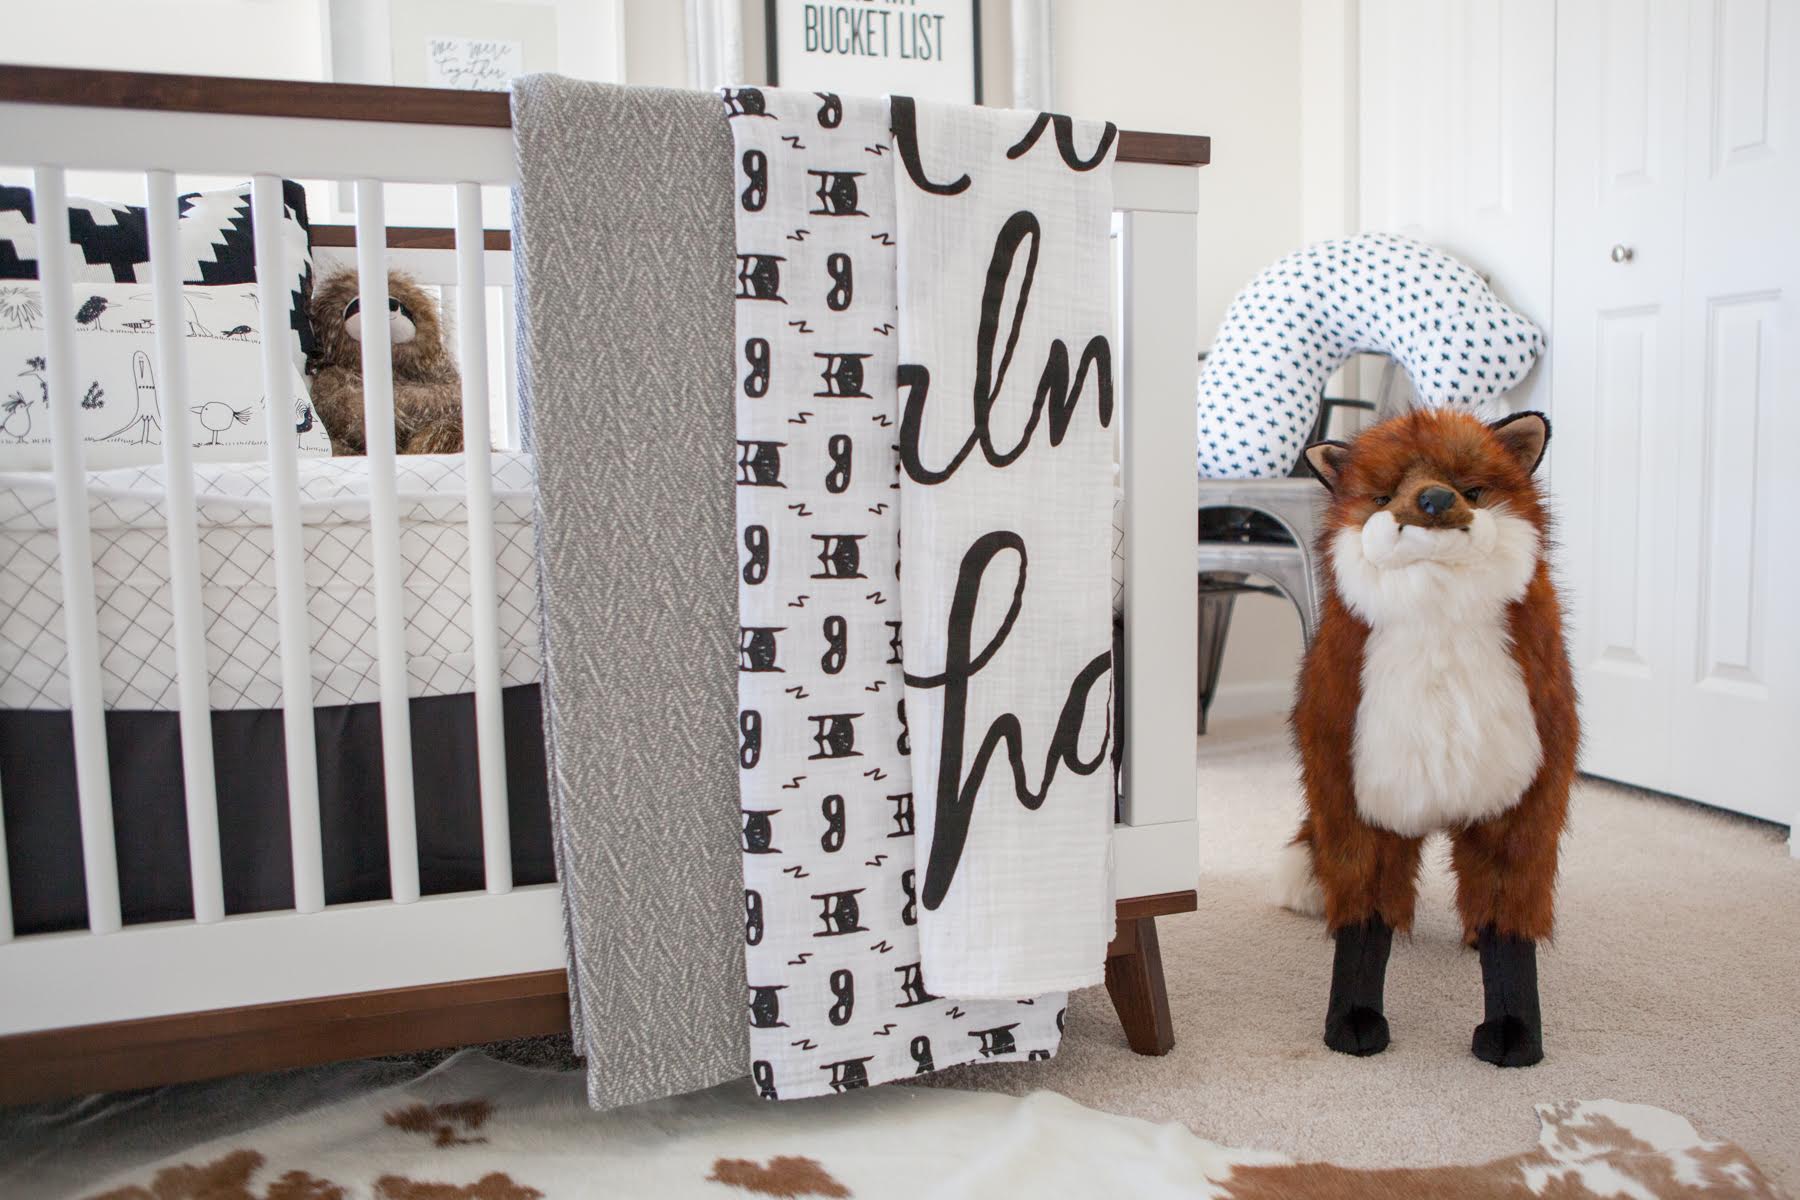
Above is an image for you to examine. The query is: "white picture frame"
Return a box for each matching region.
[763,0,983,104]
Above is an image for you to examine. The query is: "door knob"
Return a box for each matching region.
[1610,244,1635,263]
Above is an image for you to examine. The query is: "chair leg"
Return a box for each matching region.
[1195,573,1242,735]
[1105,915,1175,1055]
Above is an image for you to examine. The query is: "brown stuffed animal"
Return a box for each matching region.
[307,265,463,455]
[1284,409,1577,1068]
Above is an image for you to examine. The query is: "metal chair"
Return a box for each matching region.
[1193,359,1402,732]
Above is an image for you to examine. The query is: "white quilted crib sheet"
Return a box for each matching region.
[0,453,541,711]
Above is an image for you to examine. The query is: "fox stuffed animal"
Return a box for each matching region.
[1284,409,1577,1067]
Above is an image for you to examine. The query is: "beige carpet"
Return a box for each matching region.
[927,712,1800,1194]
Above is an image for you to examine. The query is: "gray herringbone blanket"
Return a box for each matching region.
[511,75,746,1110]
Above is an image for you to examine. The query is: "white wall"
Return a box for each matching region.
[1053,0,1311,714]
[6,0,328,79]
[2,0,330,203]
[1052,0,1304,344]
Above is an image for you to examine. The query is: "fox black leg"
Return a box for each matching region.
[1324,916,1393,1056]
[1471,926,1543,1067]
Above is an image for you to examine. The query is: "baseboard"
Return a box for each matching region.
[1207,679,1293,723]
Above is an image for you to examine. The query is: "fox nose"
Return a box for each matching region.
[1416,486,1457,516]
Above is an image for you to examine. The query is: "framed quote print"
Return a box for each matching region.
[765,0,982,104]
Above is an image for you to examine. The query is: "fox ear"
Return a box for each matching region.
[1302,441,1351,493]
[1490,410,1550,476]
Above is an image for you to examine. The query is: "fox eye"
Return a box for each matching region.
[1372,495,1391,507]
[1462,487,1484,503]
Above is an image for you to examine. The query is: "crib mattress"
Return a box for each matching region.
[0,453,540,711]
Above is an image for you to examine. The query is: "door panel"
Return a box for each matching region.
[1556,0,1798,824]
[1551,0,1689,793]
[1590,306,1659,674]
[1665,0,1799,821]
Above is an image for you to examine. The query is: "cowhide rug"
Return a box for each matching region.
[6,1051,1784,1199]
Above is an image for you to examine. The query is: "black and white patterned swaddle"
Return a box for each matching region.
[725,87,1065,1101]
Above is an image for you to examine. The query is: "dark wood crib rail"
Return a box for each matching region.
[0,64,1212,168]
[0,890,1195,1105]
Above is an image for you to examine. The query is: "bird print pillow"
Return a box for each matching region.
[0,180,316,375]
[0,282,330,470]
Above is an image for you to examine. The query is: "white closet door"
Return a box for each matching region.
[1550,0,1691,799]
[1553,0,1800,825]
[1664,0,1800,821]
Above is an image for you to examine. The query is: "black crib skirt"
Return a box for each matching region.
[0,686,555,936]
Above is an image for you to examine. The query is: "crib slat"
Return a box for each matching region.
[455,182,513,893]
[353,179,421,905]
[145,171,225,925]
[0,772,12,943]
[252,174,325,914]
[499,287,521,450]
[35,166,123,936]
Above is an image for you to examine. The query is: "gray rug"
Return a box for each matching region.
[510,74,746,1111]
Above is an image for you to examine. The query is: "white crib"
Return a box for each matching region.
[0,66,1206,1101]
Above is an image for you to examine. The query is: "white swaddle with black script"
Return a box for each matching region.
[725,87,1064,1101]
[892,100,1119,998]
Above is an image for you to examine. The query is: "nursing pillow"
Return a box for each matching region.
[1195,233,1545,478]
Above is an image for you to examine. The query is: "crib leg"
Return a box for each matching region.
[1105,915,1175,1055]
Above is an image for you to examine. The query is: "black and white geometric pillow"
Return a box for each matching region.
[1195,232,1546,479]
[0,179,315,371]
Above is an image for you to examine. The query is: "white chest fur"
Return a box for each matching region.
[1331,510,1544,837]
